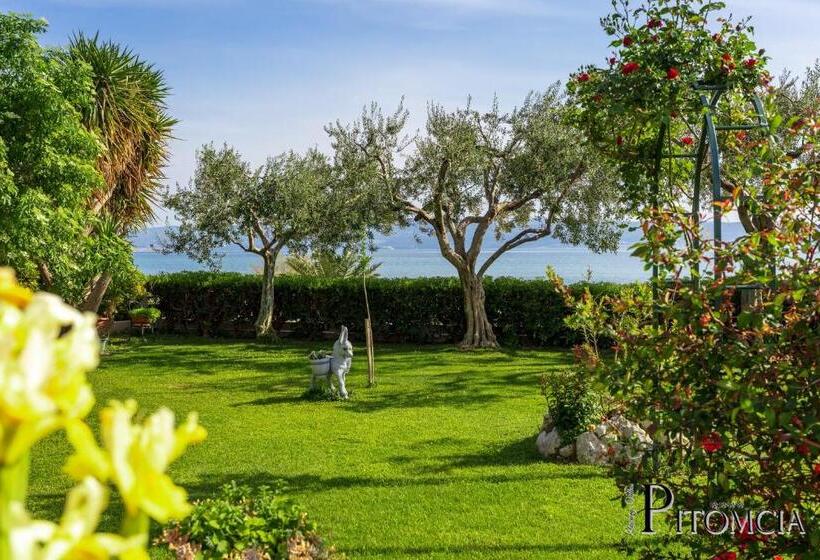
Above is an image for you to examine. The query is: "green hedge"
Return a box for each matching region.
[146,271,625,346]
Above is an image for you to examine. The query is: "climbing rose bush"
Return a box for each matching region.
[567,0,771,206]
[0,268,207,560]
[598,115,818,559]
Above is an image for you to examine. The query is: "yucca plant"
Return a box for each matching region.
[64,33,176,311]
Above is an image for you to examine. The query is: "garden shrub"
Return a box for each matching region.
[540,369,604,445]
[161,481,342,560]
[129,306,161,324]
[146,272,626,346]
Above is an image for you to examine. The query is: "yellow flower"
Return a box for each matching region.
[10,478,148,560]
[65,401,207,524]
[0,271,98,465]
[0,268,32,309]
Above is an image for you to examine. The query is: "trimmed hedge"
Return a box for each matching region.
[146,272,625,347]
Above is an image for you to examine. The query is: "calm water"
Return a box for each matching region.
[134,245,650,283]
[134,222,746,283]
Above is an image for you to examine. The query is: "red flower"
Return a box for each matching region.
[722,53,733,62]
[647,18,663,29]
[796,442,810,456]
[744,58,758,68]
[701,432,722,453]
[621,62,639,75]
[623,36,634,47]
[735,131,748,142]
[791,415,803,428]
[681,136,694,146]
[592,94,603,102]
[667,67,680,80]
[813,463,820,476]
[609,57,617,65]
[577,72,590,83]
[712,552,737,560]
[616,135,624,146]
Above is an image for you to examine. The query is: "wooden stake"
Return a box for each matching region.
[363,275,376,386]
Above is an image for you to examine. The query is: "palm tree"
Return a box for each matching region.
[286,248,382,278]
[66,33,176,311]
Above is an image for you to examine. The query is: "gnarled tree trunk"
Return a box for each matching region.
[458,269,497,349]
[254,251,276,337]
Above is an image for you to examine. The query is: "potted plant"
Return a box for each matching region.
[129,307,160,339]
[307,350,331,377]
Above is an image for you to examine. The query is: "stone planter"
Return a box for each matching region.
[309,357,331,377]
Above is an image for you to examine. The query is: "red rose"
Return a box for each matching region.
[667,67,680,80]
[621,62,639,75]
[744,58,758,68]
[681,136,694,146]
[578,72,590,83]
[647,18,663,29]
[796,442,810,456]
[701,432,722,453]
[623,36,634,47]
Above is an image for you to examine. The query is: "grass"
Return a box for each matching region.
[28,336,629,559]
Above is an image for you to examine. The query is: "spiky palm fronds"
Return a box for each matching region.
[67,33,176,232]
[287,249,382,278]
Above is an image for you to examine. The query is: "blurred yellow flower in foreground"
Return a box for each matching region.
[66,400,207,523]
[11,477,149,560]
[0,268,99,465]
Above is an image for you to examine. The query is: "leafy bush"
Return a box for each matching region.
[540,370,604,445]
[129,306,161,324]
[162,481,341,560]
[308,350,330,360]
[147,272,624,346]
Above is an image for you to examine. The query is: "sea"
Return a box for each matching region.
[132,222,747,284]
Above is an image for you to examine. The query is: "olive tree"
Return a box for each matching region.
[164,144,336,337]
[327,85,624,348]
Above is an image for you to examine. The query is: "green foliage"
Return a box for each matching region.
[568,0,770,209]
[540,370,603,445]
[0,12,117,302]
[287,247,381,278]
[165,481,340,559]
[582,60,819,560]
[128,306,160,324]
[146,272,624,345]
[307,350,330,360]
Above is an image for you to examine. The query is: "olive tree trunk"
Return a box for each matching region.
[254,251,277,337]
[458,269,497,349]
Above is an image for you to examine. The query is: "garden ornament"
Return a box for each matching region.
[330,326,352,399]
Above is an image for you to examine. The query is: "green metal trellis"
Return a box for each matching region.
[651,83,769,287]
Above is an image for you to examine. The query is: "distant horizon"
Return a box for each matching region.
[5,0,819,227]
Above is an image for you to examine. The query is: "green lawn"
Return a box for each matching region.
[28,336,628,559]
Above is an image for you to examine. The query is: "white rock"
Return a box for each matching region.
[536,428,561,457]
[594,424,608,438]
[576,432,608,465]
[559,443,575,458]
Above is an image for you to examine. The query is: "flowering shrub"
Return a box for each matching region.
[567,0,771,206]
[567,2,818,557]
[160,481,343,560]
[539,370,604,446]
[0,267,206,560]
[575,99,818,559]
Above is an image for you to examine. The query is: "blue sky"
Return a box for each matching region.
[3,0,819,225]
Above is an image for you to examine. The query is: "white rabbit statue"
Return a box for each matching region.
[330,326,352,399]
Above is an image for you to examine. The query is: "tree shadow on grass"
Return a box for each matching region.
[345,541,617,558]
[181,468,606,500]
